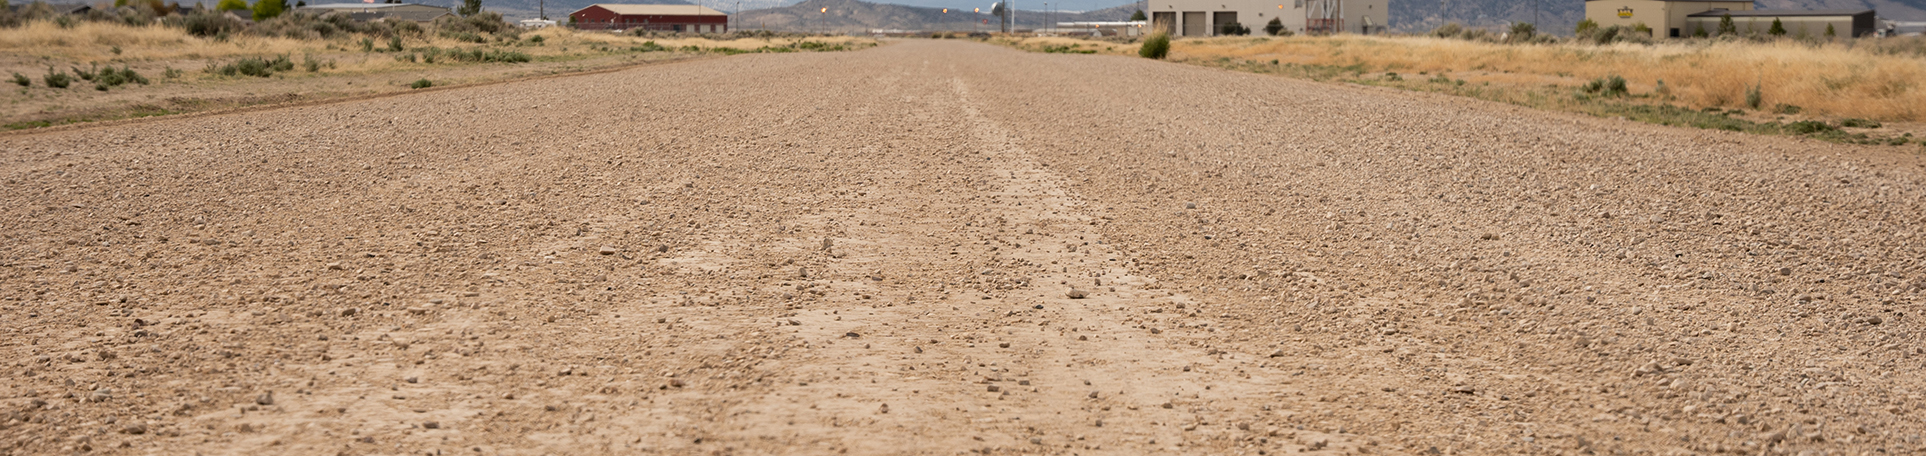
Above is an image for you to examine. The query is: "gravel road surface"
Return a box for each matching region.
[4,40,1924,455]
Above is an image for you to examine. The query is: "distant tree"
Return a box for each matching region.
[215,0,246,11]
[1264,17,1284,35]
[114,0,127,7]
[457,0,481,16]
[1717,13,1736,36]
[1218,21,1248,35]
[1767,18,1786,36]
[1693,23,1707,38]
[1129,9,1144,21]
[294,0,303,6]
[1824,23,1836,38]
[250,0,282,20]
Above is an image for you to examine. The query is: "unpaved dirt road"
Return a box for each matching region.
[4,40,1924,455]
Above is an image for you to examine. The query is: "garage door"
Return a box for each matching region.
[1182,11,1205,36]
[1152,11,1175,33]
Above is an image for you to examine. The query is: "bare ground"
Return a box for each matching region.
[2,40,1924,455]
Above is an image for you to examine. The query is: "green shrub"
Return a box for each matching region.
[1717,14,1736,36]
[1383,72,1401,81]
[1774,103,1801,114]
[360,37,375,52]
[1744,83,1762,109]
[1139,31,1170,59]
[163,66,182,79]
[11,72,29,87]
[387,35,405,52]
[1265,18,1285,36]
[210,55,294,77]
[410,78,432,89]
[1825,24,1835,38]
[529,35,545,43]
[43,68,71,88]
[1693,24,1708,38]
[1768,18,1786,36]
[1432,22,1464,38]
[1218,21,1249,36]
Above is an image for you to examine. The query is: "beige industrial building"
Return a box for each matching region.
[1147,0,1386,37]
[1584,0,1875,38]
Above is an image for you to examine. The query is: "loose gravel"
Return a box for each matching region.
[2,40,1922,455]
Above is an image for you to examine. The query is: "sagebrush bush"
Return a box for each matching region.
[42,68,71,88]
[410,78,431,89]
[12,72,31,87]
[1139,31,1169,59]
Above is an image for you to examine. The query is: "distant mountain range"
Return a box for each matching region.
[460,0,1923,31]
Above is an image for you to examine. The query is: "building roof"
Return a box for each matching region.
[574,4,727,16]
[1686,9,1874,17]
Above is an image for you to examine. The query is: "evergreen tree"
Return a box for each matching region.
[1693,23,1707,38]
[215,0,247,11]
[1824,23,1836,38]
[1767,18,1786,36]
[1717,14,1736,36]
[1264,17,1284,36]
[1129,9,1144,21]
[457,0,481,16]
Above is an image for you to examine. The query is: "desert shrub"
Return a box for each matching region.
[528,35,544,43]
[1508,22,1535,42]
[1264,18,1285,36]
[436,11,515,40]
[1583,75,1628,97]
[1218,21,1249,36]
[1139,31,1169,59]
[1768,18,1786,36]
[1432,22,1463,39]
[1039,44,1096,54]
[1693,24,1708,38]
[1745,83,1762,109]
[387,35,405,52]
[1574,18,1597,36]
[43,68,71,88]
[1784,120,1834,135]
[12,72,30,87]
[1840,118,1881,128]
[410,78,431,89]
[1383,72,1401,81]
[1630,22,1651,37]
[209,55,293,77]
[1824,24,1835,38]
[360,37,374,52]
[163,66,182,78]
[71,63,96,81]
[1774,103,1801,114]
[633,41,666,52]
[1717,14,1736,36]
[215,0,247,11]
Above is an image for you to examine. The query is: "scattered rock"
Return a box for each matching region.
[255,392,274,406]
[598,246,617,255]
[422,421,440,429]
[1066,289,1087,299]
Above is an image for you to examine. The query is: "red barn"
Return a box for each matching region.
[570,4,728,32]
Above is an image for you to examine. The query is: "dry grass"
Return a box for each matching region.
[0,21,325,61]
[1166,35,1926,121]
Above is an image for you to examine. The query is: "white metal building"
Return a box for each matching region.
[1146,0,1386,37]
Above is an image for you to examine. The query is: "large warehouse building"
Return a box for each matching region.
[1147,0,1387,37]
[570,4,728,32]
[1584,0,1875,38]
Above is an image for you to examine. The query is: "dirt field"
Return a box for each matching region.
[2,39,1923,455]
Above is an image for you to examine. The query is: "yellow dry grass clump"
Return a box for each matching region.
[1172,35,1926,121]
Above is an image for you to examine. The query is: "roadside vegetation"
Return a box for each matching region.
[996,29,1926,148]
[0,4,875,130]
